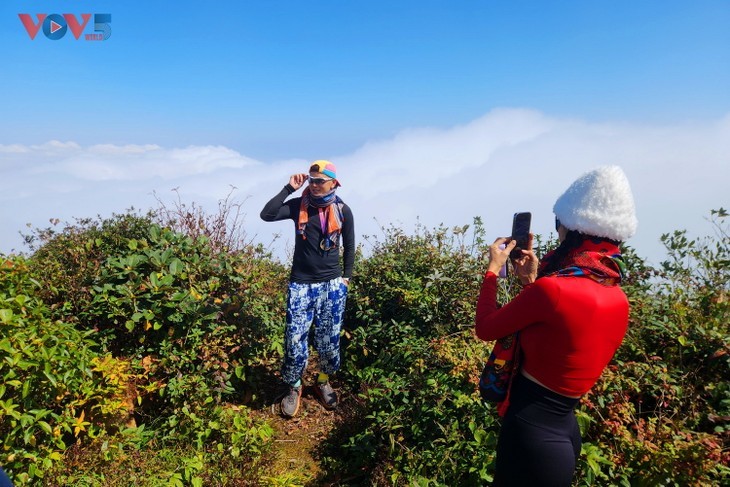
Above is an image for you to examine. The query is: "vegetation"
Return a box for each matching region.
[1,203,727,485]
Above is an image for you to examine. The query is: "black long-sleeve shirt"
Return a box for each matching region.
[260,184,355,283]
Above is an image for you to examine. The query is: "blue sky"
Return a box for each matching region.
[1,1,729,264]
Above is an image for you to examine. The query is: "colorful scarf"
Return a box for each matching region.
[297,187,344,248]
[539,236,625,286]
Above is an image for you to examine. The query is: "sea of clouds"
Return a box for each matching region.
[2,108,728,266]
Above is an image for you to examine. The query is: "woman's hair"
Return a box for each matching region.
[538,231,621,278]
[538,230,585,278]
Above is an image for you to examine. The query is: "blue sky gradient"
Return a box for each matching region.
[1,1,728,262]
[2,1,728,157]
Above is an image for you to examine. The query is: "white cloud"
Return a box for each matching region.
[339,108,556,195]
[1,108,728,266]
[19,144,261,181]
[0,144,31,154]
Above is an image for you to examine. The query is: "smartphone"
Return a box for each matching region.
[510,212,532,259]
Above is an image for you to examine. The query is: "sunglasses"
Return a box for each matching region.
[308,176,334,185]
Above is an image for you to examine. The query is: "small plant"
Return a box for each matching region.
[47,405,276,486]
[153,186,254,254]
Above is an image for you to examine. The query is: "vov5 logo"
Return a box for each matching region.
[18,14,111,41]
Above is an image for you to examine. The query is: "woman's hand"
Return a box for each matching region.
[487,237,516,276]
[289,173,308,191]
[511,233,539,285]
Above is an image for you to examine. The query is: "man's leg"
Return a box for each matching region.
[312,278,347,408]
[280,282,315,416]
[282,282,316,384]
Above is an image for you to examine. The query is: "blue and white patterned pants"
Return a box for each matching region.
[281,277,348,386]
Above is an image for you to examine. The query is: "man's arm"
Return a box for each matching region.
[341,205,355,279]
[260,184,297,222]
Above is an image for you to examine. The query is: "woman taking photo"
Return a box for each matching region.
[475,166,637,486]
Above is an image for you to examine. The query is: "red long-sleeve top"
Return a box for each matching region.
[475,271,629,397]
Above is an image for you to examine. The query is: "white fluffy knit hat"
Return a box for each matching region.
[553,165,637,241]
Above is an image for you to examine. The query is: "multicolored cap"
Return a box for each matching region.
[309,160,340,186]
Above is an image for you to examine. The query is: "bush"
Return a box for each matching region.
[70,223,287,423]
[344,220,490,364]
[21,211,155,323]
[5,204,728,485]
[326,214,728,486]
[0,257,128,483]
[10,207,288,484]
[574,209,730,486]
[47,405,275,487]
[321,220,506,485]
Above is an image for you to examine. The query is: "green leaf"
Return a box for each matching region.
[37,421,53,435]
[169,258,184,275]
[0,309,13,324]
[42,371,58,387]
[170,292,187,302]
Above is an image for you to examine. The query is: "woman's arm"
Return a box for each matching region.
[474,235,552,340]
[474,274,555,340]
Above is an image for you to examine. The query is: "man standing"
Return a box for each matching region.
[260,160,355,417]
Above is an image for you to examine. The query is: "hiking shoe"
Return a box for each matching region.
[280,385,302,418]
[315,381,338,410]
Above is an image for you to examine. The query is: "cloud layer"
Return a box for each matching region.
[2,108,728,265]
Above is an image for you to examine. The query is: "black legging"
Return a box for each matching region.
[493,373,581,487]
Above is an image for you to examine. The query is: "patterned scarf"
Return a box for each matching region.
[539,236,625,286]
[297,187,344,247]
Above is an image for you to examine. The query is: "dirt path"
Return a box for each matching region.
[248,363,358,486]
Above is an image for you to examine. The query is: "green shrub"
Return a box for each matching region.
[14,208,288,483]
[322,221,505,485]
[0,257,128,484]
[344,220,490,363]
[47,405,275,487]
[75,223,287,421]
[326,214,728,486]
[574,209,730,486]
[6,204,728,485]
[22,211,155,323]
